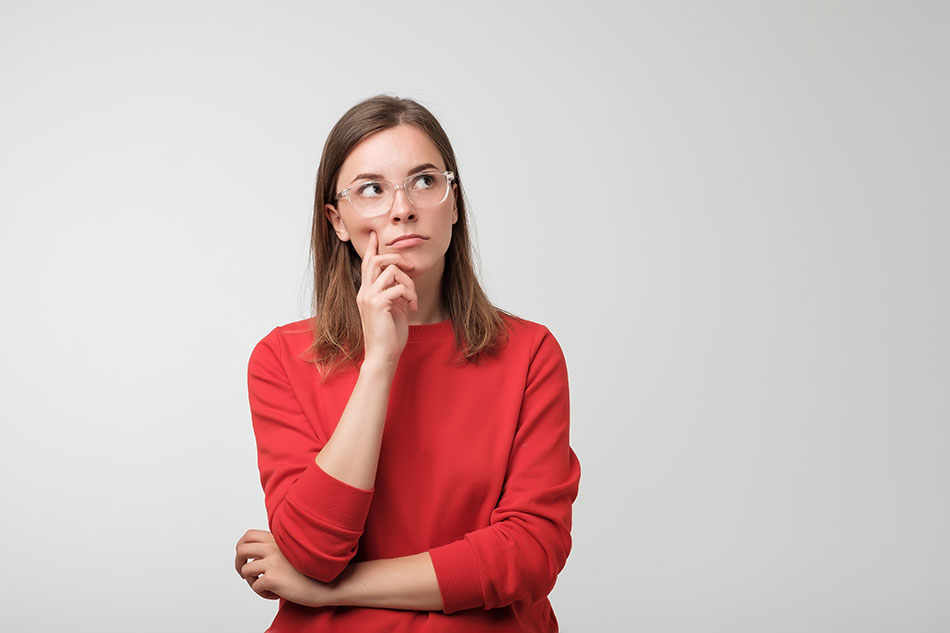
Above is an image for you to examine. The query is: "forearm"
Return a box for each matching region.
[314,358,396,490]
[325,552,444,611]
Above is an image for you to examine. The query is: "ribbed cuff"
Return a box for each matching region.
[285,462,375,530]
[429,537,485,614]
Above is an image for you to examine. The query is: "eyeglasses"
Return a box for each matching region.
[334,170,455,218]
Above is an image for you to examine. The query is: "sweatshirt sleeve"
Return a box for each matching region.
[247,329,374,582]
[427,326,581,613]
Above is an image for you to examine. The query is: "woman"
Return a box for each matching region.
[234,95,581,632]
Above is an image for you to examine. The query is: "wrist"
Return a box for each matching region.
[317,565,359,608]
[360,355,398,378]
[300,575,339,609]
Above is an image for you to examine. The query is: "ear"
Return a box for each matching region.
[451,183,459,225]
[325,204,351,242]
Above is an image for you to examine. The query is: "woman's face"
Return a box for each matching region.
[325,124,458,280]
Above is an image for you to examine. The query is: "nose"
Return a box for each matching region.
[389,187,416,223]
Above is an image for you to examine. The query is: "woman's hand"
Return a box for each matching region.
[357,230,418,368]
[234,529,333,607]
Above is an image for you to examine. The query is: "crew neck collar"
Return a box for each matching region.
[407,318,454,341]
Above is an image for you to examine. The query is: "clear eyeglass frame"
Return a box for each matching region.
[334,170,455,218]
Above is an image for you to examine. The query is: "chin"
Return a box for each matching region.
[405,259,433,278]
[408,252,448,279]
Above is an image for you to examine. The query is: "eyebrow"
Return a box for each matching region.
[347,163,442,185]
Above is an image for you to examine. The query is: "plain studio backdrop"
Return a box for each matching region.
[1,1,947,631]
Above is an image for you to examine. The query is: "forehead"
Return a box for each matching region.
[337,124,445,184]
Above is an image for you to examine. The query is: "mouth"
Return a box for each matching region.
[388,234,428,246]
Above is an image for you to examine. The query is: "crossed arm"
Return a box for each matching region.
[235,529,442,610]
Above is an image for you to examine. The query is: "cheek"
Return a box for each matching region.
[344,217,384,256]
[441,206,457,241]
[428,218,455,259]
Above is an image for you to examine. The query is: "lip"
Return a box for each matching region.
[388,234,427,247]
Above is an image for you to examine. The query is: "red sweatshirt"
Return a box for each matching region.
[247,313,581,632]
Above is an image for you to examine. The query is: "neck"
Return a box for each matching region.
[407,258,447,325]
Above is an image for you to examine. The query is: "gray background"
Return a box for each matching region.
[1,1,947,631]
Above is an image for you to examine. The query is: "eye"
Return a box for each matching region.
[355,182,384,198]
[410,173,436,190]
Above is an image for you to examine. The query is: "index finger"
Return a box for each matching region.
[361,231,378,273]
[236,529,274,546]
[234,542,268,576]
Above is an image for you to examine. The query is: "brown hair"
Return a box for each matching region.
[305,95,510,377]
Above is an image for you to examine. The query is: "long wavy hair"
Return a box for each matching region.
[305,95,510,378]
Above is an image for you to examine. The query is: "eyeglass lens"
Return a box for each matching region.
[348,172,449,216]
